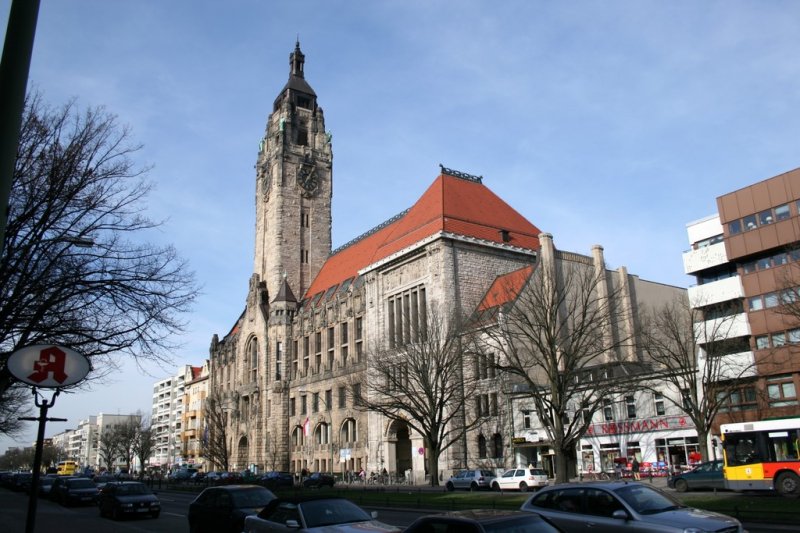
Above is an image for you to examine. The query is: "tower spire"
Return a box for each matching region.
[290,40,305,78]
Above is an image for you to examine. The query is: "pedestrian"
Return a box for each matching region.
[632,458,640,480]
[358,468,365,482]
[614,461,622,480]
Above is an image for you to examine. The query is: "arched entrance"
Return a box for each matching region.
[386,420,412,479]
[237,435,249,471]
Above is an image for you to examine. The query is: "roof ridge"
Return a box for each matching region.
[330,208,410,255]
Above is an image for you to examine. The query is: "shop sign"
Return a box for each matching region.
[585,415,693,437]
[511,437,528,444]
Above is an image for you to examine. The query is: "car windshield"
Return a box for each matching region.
[615,484,685,515]
[301,499,371,528]
[68,479,95,489]
[231,487,274,508]
[117,484,151,495]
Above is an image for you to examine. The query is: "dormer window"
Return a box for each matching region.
[297,96,311,109]
[499,229,511,243]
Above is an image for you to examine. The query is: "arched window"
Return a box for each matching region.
[492,433,503,458]
[292,426,305,447]
[340,418,357,443]
[478,434,487,459]
[314,422,330,445]
[246,337,258,383]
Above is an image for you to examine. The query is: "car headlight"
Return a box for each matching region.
[121,503,134,508]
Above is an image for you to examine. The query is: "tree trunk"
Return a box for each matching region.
[427,449,440,486]
[554,451,571,484]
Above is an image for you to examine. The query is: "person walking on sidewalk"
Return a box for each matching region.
[632,458,641,480]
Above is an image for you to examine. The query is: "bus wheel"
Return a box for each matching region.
[775,472,800,498]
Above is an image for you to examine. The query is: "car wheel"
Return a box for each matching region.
[674,478,689,493]
[775,471,800,498]
[189,520,201,533]
[470,482,478,491]
[445,481,455,491]
[492,482,500,492]
[112,506,122,521]
[519,482,528,492]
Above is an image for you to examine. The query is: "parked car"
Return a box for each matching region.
[667,460,725,492]
[243,496,400,532]
[491,468,548,492]
[405,509,562,533]
[445,469,496,491]
[33,474,59,497]
[259,471,294,490]
[520,481,745,532]
[98,481,161,520]
[302,472,335,488]
[187,484,276,533]
[171,468,198,481]
[8,472,33,492]
[50,476,99,506]
[93,473,117,490]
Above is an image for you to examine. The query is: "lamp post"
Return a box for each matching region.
[298,389,335,476]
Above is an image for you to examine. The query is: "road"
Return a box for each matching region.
[0,487,794,533]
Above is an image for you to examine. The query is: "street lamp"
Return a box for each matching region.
[298,389,335,475]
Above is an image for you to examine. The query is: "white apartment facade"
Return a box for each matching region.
[150,365,196,469]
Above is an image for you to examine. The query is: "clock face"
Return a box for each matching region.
[298,163,318,194]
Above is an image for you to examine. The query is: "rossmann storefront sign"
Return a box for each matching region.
[585,415,694,437]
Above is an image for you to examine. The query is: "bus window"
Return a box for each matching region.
[724,435,761,466]
[768,431,798,460]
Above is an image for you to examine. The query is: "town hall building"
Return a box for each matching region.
[207,43,686,482]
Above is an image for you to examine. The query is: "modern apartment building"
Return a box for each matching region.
[151,364,199,469]
[181,361,210,469]
[684,168,800,429]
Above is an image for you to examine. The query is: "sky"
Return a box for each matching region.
[2,0,800,452]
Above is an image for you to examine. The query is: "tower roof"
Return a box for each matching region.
[272,276,298,303]
[277,41,316,104]
[303,170,542,299]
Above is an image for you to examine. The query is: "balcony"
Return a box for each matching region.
[699,350,757,381]
[694,312,750,343]
[688,276,743,308]
[683,241,728,275]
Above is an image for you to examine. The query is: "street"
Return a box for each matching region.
[0,486,795,533]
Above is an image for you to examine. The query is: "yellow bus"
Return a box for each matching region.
[721,417,800,497]
[56,460,79,476]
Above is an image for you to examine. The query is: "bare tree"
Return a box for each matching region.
[0,93,198,434]
[201,392,230,472]
[484,257,641,483]
[133,420,155,478]
[356,305,481,487]
[97,426,121,472]
[0,385,29,436]
[641,296,758,460]
[115,416,142,474]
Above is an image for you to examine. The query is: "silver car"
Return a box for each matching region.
[445,469,496,491]
[520,481,744,532]
[243,496,400,532]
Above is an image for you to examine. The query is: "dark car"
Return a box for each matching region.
[93,473,117,490]
[667,460,725,492]
[520,481,744,532]
[405,510,562,533]
[303,472,335,488]
[188,484,276,533]
[259,471,294,490]
[98,481,161,520]
[32,474,59,496]
[8,472,33,492]
[50,476,99,506]
[244,495,401,532]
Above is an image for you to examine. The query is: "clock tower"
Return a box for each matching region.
[254,41,332,299]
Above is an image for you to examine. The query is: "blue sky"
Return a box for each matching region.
[3,0,800,452]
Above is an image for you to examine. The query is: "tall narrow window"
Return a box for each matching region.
[625,396,636,419]
[275,341,282,381]
[315,332,322,371]
[303,336,310,372]
[654,393,665,416]
[327,327,335,369]
[603,400,613,421]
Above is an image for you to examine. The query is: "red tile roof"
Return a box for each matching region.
[476,264,534,312]
[304,173,542,298]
